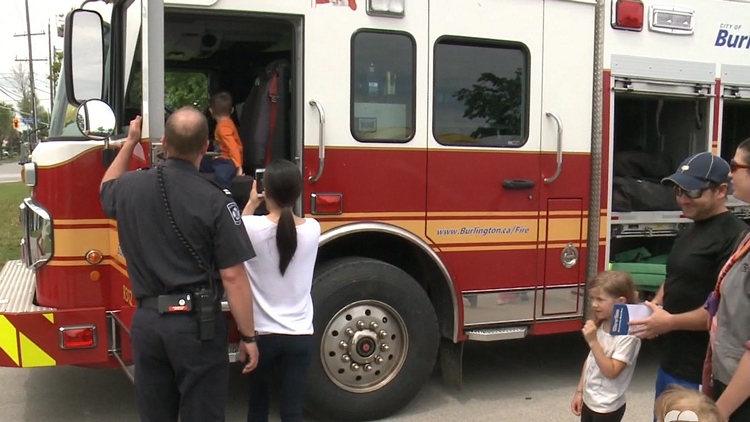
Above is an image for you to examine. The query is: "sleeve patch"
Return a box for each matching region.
[226,202,242,226]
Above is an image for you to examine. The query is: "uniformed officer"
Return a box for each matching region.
[100,108,260,422]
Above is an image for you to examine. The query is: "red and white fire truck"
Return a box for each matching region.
[1,0,749,420]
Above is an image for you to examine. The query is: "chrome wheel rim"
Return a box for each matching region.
[320,300,408,393]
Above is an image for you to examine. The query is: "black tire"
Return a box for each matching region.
[305,257,439,422]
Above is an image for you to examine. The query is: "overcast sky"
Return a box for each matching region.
[1,0,82,113]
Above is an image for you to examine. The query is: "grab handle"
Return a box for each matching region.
[308,100,326,183]
[544,112,563,185]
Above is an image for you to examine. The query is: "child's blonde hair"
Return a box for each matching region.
[587,270,638,324]
[655,385,721,422]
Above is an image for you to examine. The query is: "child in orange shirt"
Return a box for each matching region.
[209,91,244,190]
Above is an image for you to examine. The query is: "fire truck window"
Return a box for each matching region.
[351,31,415,143]
[433,40,528,147]
[124,69,208,119]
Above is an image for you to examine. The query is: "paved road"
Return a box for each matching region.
[0,333,663,422]
[0,162,21,184]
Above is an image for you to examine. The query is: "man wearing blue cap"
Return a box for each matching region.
[628,152,747,402]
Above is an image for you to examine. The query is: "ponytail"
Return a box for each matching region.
[276,207,298,275]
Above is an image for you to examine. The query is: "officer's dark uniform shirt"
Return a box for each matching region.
[100,158,256,300]
[660,210,747,383]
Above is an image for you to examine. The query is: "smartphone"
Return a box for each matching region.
[255,168,265,197]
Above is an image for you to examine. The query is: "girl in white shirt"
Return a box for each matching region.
[570,271,642,422]
[241,159,321,422]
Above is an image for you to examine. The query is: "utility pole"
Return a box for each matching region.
[13,0,45,143]
[48,19,54,113]
[24,0,38,142]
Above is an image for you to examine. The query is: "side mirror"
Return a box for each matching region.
[63,9,105,106]
[76,100,116,140]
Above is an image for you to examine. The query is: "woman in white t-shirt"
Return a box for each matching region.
[570,271,642,422]
[241,159,321,422]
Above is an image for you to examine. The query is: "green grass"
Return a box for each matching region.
[0,183,30,266]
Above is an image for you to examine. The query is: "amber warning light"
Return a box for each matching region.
[613,0,644,31]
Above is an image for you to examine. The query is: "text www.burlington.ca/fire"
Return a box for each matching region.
[436,226,530,236]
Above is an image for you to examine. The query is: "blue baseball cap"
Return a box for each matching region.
[662,152,730,191]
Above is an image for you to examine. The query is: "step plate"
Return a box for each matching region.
[0,260,50,314]
[465,326,528,342]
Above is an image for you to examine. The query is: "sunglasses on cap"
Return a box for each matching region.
[673,185,710,199]
[731,160,750,173]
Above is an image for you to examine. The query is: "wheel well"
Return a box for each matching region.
[317,230,456,341]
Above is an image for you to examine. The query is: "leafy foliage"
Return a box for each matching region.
[0,183,28,266]
[165,72,209,111]
[127,69,209,111]
[453,68,524,140]
[47,50,63,91]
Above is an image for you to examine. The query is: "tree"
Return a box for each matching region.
[8,63,50,139]
[48,50,63,93]
[164,72,209,110]
[10,64,33,115]
[0,102,14,141]
[127,70,209,112]
[453,68,524,140]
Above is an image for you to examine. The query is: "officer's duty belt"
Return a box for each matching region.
[137,294,194,313]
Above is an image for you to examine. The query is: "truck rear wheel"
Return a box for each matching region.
[305,257,439,421]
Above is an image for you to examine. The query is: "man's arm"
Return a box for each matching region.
[629,301,709,339]
[100,116,142,190]
[219,264,255,337]
[652,283,665,306]
[220,264,259,374]
[212,196,259,372]
[664,306,709,331]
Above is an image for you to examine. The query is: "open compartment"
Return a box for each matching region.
[721,98,750,215]
[609,91,712,298]
[611,94,710,214]
[721,100,750,163]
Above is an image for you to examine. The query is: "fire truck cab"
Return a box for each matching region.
[1,0,750,420]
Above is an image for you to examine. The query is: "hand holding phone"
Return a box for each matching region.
[255,168,265,198]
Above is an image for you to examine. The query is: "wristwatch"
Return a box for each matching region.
[241,331,259,343]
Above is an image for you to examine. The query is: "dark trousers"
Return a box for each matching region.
[131,307,229,422]
[199,155,215,173]
[212,158,236,191]
[246,334,314,422]
[714,380,750,422]
[581,403,626,422]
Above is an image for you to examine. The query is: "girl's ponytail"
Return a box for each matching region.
[276,206,298,275]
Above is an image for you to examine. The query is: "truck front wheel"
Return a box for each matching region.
[305,257,440,421]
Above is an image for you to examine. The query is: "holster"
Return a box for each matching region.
[194,287,215,341]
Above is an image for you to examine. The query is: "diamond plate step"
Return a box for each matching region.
[0,260,50,314]
[465,326,528,342]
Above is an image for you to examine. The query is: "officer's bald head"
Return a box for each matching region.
[163,106,209,159]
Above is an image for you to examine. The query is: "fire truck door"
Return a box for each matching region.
[303,3,429,218]
[426,1,544,321]
[538,0,596,318]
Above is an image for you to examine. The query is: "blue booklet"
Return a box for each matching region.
[609,303,654,335]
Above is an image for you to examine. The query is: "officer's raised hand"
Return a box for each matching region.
[239,339,259,373]
[126,115,142,145]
